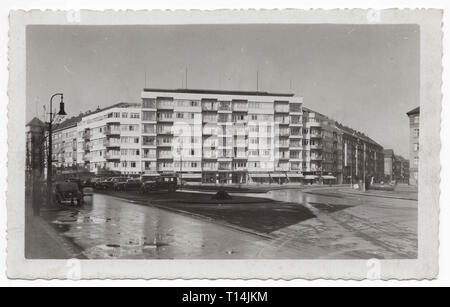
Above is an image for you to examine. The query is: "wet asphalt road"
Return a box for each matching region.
[41,188,418,259]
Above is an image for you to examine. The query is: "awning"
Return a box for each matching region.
[322,175,337,180]
[288,173,304,178]
[270,173,286,178]
[305,175,318,180]
[250,173,270,178]
[181,173,202,179]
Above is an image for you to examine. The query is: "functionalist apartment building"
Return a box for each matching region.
[49,88,386,184]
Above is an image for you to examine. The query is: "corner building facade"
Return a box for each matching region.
[141,89,303,184]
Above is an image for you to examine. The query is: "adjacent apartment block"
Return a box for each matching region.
[406,106,419,185]
[44,88,387,184]
[337,123,384,184]
[76,103,142,175]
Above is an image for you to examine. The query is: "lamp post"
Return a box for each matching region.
[46,93,67,208]
[177,143,183,190]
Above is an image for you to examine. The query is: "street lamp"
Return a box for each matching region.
[46,93,66,208]
[177,143,183,191]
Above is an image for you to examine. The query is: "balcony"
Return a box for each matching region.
[105,152,120,160]
[310,144,323,150]
[218,164,232,171]
[311,155,323,160]
[142,153,157,160]
[105,127,120,136]
[218,103,232,112]
[274,105,289,113]
[203,152,218,159]
[276,142,290,148]
[202,164,218,171]
[202,102,218,112]
[289,134,302,139]
[202,115,217,123]
[157,128,173,135]
[306,121,321,128]
[232,103,248,112]
[156,100,174,110]
[157,141,172,148]
[309,133,322,139]
[289,105,302,114]
[279,131,290,137]
[103,139,120,148]
[275,118,290,125]
[83,131,91,140]
[157,115,174,122]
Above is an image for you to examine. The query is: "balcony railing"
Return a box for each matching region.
[310,144,323,150]
[232,104,248,112]
[105,127,120,136]
[105,153,120,160]
[218,104,231,112]
[275,105,289,113]
[202,103,218,111]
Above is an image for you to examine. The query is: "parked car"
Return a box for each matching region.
[125,178,142,190]
[54,181,84,206]
[113,177,130,191]
[140,175,178,193]
[95,177,114,190]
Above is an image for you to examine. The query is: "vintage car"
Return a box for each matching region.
[112,177,130,191]
[124,178,142,190]
[140,175,178,193]
[54,182,84,206]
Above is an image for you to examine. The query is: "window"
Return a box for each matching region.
[414,157,419,166]
[414,143,419,152]
[131,113,140,119]
[414,128,420,137]
[131,162,136,168]
[413,116,419,124]
[122,112,128,118]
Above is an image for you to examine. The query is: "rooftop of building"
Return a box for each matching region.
[394,154,409,162]
[302,107,328,118]
[406,106,420,116]
[54,102,140,131]
[383,149,395,156]
[26,117,45,127]
[335,122,383,148]
[143,88,295,98]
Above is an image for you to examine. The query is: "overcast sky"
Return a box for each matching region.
[27,24,419,157]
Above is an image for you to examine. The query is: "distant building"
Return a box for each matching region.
[76,102,142,175]
[383,149,395,182]
[407,107,420,185]
[26,117,46,188]
[394,155,410,184]
[52,114,84,169]
[337,123,384,184]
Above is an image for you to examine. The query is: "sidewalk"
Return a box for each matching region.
[336,186,418,201]
[25,199,85,259]
[182,183,350,193]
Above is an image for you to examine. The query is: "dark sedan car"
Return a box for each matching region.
[54,182,84,206]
